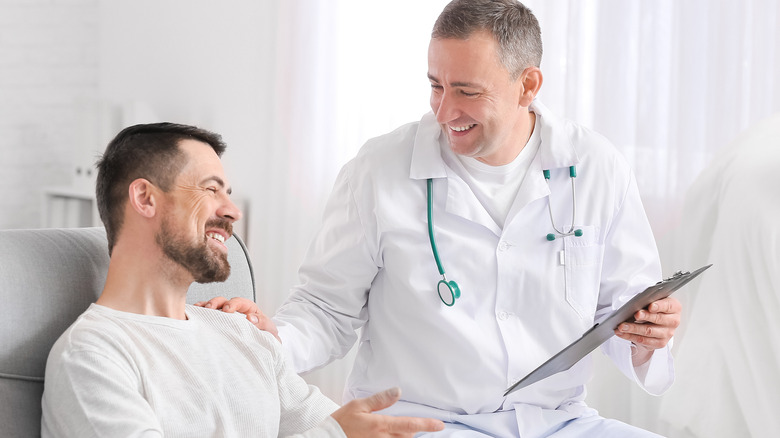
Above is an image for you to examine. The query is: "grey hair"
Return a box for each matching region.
[432,0,543,79]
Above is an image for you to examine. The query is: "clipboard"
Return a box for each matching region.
[504,264,712,396]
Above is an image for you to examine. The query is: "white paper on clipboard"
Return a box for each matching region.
[504,264,713,396]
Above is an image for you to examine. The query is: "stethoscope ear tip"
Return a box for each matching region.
[546,229,583,241]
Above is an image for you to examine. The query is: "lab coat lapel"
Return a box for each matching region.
[506,100,579,225]
[444,174,502,236]
[506,154,549,222]
[531,100,580,171]
[410,112,448,180]
[410,112,503,236]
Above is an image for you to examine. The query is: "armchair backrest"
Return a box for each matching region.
[0,227,256,437]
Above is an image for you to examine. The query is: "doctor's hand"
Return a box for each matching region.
[614,296,682,366]
[331,387,445,437]
[194,296,279,343]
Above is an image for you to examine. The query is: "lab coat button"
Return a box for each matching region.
[498,311,509,320]
[498,241,509,251]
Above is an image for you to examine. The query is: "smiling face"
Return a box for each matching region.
[155,139,242,283]
[428,31,538,166]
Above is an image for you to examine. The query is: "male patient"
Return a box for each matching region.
[40,123,443,437]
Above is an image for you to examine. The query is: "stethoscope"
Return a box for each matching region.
[543,166,583,241]
[426,165,582,306]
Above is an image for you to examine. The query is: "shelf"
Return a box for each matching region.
[42,187,99,228]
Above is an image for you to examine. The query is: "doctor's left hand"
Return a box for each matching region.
[614,296,682,366]
[194,296,279,342]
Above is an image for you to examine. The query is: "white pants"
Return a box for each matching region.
[417,414,664,438]
[374,396,663,438]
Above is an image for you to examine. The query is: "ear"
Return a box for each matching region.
[518,67,543,107]
[127,178,158,218]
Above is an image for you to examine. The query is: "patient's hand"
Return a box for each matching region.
[194,297,279,342]
[332,387,444,437]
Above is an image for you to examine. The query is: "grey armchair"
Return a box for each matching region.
[0,227,256,437]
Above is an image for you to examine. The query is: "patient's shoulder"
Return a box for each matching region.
[54,304,130,351]
[185,305,281,354]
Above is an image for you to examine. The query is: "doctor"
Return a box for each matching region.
[206,1,681,436]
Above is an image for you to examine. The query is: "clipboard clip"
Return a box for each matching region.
[659,270,687,284]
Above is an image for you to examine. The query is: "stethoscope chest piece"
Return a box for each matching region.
[437,278,461,307]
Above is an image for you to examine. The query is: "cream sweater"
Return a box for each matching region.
[42,304,344,437]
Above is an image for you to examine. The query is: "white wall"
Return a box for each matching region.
[0,0,100,229]
[96,0,278,241]
[0,0,277,235]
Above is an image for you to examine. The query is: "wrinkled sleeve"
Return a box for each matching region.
[273,334,345,438]
[596,168,674,395]
[274,160,380,373]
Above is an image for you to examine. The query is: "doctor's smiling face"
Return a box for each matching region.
[428,31,541,166]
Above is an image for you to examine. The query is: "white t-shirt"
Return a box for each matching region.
[450,118,541,229]
[41,304,344,438]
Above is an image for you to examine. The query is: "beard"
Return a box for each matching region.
[156,216,232,284]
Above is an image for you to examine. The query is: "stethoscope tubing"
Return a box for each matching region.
[427,178,446,277]
[546,175,577,235]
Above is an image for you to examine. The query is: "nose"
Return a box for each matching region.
[218,196,242,224]
[431,89,457,125]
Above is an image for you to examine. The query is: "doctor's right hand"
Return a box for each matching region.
[331,387,444,437]
[194,296,280,342]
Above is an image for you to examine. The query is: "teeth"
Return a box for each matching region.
[206,232,225,243]
[450,124,475,132]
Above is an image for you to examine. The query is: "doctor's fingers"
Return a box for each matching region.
[195,296,260,314]
[194,296,228,310]
[220,297,260,314]
[245,311,280,342]
[633,308,681,328]
[647,296,682,315]
[616,322,674,349]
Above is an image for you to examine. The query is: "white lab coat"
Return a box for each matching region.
[275,100,674,437]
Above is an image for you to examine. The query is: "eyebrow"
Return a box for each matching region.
[200,176,232,195]
[427,73,479,89]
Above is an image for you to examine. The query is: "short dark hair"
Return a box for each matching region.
[95,122,226,254]
[432,0,543,79]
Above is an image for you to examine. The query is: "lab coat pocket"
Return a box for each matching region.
[563,226,602,321]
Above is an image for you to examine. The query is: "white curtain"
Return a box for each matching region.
[249,0,451,401]
[255,0,780,432]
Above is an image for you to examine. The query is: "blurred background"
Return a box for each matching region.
[1,0,778,436]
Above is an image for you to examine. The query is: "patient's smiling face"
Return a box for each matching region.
[155,139,242,283]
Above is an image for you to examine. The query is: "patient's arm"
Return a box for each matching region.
[195,296,279,342]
